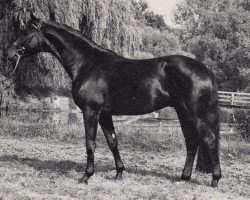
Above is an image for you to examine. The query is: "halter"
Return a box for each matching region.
[0,21,44,84]
[31,20,42,30]
[24,20,44,55]
[0,53,22,83]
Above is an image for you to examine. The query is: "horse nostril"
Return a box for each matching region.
[7,50,11,60]
[7,50,17,61]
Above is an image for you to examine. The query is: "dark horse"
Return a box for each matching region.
[7,13,221,187]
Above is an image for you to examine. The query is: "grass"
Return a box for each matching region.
[0,116,185,151]
[0,115,249,199]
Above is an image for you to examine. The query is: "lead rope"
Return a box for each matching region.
[0,54,22,83]
[0,54,22,92]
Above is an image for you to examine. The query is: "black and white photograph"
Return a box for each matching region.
[0,0,249,199]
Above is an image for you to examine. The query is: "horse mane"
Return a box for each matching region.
[46,21,123,58]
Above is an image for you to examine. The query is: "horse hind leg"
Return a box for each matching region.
[176,102,221,187]
[99,112,124,180]
[196,116,221,187]
[175,106,199,181]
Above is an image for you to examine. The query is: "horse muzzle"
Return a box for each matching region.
[7,47,25,61]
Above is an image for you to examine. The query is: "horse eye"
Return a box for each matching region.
[19,30,26,36]
[23,31,30,35]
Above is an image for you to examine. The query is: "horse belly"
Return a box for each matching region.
[109,88,171,115]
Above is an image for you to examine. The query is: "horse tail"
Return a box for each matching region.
[196,74,220,173]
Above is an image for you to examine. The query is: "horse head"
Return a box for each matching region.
[7,12,46,61]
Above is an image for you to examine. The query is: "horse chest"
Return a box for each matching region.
[72,79,106,109]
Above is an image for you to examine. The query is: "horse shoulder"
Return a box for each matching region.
[72,73,108,110]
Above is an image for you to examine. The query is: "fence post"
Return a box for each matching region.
[159,121,163,134]
[231,93,235,106]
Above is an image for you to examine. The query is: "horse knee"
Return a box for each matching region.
[202,134,216,150]
[197,119,216,149]
[106,134,118,149]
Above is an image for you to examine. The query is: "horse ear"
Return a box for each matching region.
[27,10,41,29]
[79,14,87,34]
[48,5,56,21]
[28,10,40,23]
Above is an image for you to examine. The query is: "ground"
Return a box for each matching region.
[0,126,249,200]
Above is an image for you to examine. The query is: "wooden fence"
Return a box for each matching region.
[218,91,250,108]
[115,120,234,135]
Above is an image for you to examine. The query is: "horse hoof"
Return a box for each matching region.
[115,173,123,181]
[211,180,218,188]
[180,175,191,181]
[78,177,88,184]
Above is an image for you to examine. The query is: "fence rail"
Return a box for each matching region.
[218,91,250,108]
[115,121,234,135]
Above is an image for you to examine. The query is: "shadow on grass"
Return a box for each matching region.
[125,168,202,185]
[0,155,84,173]
[0,154,203,186]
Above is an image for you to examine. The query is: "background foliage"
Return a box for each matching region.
[174,0,250,92]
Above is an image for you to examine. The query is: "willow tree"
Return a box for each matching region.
[0,0,142,100]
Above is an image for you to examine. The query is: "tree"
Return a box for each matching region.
[131,0,168,31]
[144,11,167,30]
[141,27,180,57]
[130,0,181,58]
[174,0,250,91]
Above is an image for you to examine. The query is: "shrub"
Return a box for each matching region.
[219,107,233,123]
[230,109,250,141]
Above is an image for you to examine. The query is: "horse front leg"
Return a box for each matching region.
[99,112,124,180]
[79,106,99,184]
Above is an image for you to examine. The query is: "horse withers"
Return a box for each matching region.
[7,12,221,187]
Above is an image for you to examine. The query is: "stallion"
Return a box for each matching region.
[7,12,221,187]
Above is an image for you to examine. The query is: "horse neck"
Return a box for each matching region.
[41,22,98,80]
